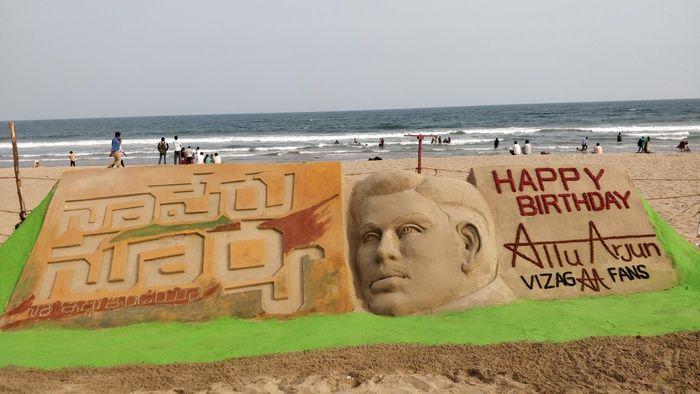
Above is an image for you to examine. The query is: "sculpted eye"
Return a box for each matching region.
[362,232,381,243]
[398,224,423,238]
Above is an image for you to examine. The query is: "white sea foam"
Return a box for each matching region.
[2,124,697,150]
[585,125,700,133]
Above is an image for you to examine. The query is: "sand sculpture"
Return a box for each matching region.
[468,165,677,299]
[1,163,679,328]
[347,170,514,315]
[348,166,677,315]
[1,162,353,329]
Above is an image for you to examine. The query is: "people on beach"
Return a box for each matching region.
[676,139,690,152]
[444,137,451,144]
[509,140,522,155]
[107,131,123,168]
[637,136,646,153]
[353,138,359,144]
[617,132,622,144]
[204,154,214,164]
[334,140,339,144]
[185,146,194,163]
[523,139,532,155]
[644,136,652,153]
[32,160,41,168]
[157,137,169,164]
[180,148,187,164]
[593,143,603,154]
[197,151,205,164]
[494,138,500,149]
[581,137,589,152]
[118,135,126,167]
[173,136,182,164]
[379,138,385,148]
[213,152,222,164]
[68,151,76,167]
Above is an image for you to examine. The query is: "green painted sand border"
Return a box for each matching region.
[0,194,697,369]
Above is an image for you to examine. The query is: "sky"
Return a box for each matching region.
[1,0,699,120]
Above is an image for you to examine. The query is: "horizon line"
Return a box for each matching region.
[3,97,699,123]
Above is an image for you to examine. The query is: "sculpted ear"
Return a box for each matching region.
[458,223,481,273]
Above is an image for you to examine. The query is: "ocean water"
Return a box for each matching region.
[1,99,698,167]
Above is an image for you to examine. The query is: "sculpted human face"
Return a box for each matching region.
[355,190,467,315]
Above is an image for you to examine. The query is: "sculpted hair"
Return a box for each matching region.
[349,170,497,267]
[351,170,492,228]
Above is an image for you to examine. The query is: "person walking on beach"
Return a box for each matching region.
[157,137,169,164]
[107,131,122,168]
[494,138,500,149]
[523,139,532,155]
[593,143,604,154]
[636,136,646,153]
[617,132,622,144]
[68,151,76,167]
[173,136,182,165]
[118,135,126,167]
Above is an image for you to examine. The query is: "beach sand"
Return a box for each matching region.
[0,153,698,392]
[1,153,698,244]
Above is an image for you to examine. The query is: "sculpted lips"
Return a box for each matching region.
[370,270,409,293]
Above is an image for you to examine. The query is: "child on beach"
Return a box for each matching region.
[509,141,522,155]
[593,143,603,154]
[69,151,76,167]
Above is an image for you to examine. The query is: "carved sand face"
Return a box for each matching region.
[355,190,468,315]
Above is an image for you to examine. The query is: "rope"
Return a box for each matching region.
[0,176,59,180]
[0,209,31,214]
[420,167,470,175]
[631,178,700,181]
[646,193,700,201]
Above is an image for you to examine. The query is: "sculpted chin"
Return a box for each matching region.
[348,170,514,316]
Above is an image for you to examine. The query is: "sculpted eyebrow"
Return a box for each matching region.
[394,213,433,226]
[359,222,381,233]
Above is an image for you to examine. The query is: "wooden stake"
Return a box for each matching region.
[8,121,27,222]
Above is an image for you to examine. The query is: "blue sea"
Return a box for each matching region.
[1,99,698,167]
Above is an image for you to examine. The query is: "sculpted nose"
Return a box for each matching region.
[376,231,399,264]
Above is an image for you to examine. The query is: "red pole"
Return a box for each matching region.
[416,135,423,174]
